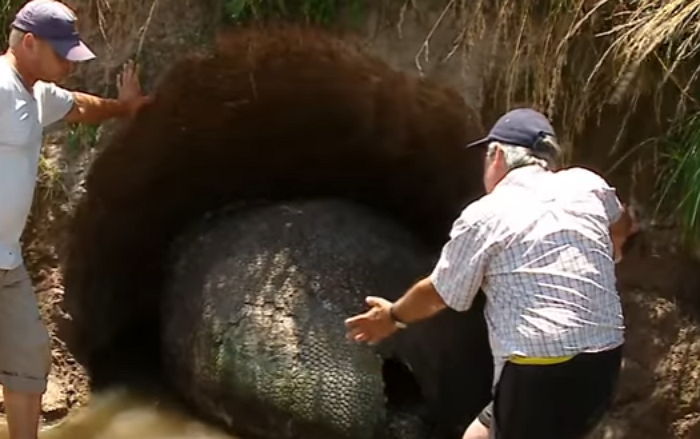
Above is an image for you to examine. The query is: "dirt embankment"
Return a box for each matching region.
[595,229,700,438]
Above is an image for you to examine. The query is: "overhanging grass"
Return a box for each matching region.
[223,0,364,25]
[404,0,700,242]
[656,112,700,245]
[407,1,700,156]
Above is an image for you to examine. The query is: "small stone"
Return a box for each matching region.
[42,377,67,415]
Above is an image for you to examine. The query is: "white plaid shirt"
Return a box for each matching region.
[430,165,625,383]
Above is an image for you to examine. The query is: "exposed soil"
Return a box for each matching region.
[597,229,700,439]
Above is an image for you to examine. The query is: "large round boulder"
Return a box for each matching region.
[62,26,485,369]
[161,200,435,439]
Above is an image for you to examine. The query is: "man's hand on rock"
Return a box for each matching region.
[117,60,153,117]
[612,203,641,263]
[345,296,398,345]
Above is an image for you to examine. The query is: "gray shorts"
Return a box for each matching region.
[0,265,51,393]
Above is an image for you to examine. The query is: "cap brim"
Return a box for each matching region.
[48,39,96,62]
[465,136,490,149]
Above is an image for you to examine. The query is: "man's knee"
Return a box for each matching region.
[463,402,492,439]
[463,417,490,439]
[0,373,48,394]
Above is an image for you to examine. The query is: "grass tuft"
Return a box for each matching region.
[656,112,700,245]
[222,0,364,25]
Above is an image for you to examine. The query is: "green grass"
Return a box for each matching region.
[0,0,22,48]
[223,0,364,25]
[656,112,700,245]
[36,125,99,202]
[66,123,100,155]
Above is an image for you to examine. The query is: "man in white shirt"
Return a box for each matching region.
[345,108,637,439]
[0,1,150,438]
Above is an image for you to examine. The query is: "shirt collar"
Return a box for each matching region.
[495,164,548,191]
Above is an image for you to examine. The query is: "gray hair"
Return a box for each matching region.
[486,135,561,171]
[8,28,26,48]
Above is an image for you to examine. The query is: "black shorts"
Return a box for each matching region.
[477,346,622,439]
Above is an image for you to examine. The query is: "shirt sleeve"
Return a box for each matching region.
[0,82,11,118]
[589,174,623,223]
[34,81,75,127]
[429,214,491,312]
[571,167,624,224]
[599,187,623,224]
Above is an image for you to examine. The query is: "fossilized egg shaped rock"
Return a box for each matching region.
[161,199,434,439]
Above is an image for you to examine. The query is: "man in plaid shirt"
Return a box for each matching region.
[345,108,637,439]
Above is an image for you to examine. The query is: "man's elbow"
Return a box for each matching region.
[421,278,449,313]
[610,205,640,262]
[63,104,85,124]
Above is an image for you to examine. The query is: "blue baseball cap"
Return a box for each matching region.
[12,0,96,62]
[466,108,556,149]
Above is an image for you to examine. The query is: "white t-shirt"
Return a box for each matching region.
[0,56,74,269]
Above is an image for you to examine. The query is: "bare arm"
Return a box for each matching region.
[63,60,151,125]
[344,277,447,345]
[64,91,130,124]
[610,205,639,263]
[391,277,447,323]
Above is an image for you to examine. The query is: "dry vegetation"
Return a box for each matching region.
[409,1,700,142]
[400,0,700,240]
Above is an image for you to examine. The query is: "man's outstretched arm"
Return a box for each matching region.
[344,277,447,345]
[610,204,640,263]
[346,213,489,345]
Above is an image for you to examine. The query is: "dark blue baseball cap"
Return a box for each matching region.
[466,108,556,149]
[12,0,96,62]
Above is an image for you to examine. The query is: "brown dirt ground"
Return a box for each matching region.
[591,229,700,439]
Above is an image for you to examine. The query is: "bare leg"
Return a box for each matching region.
[463,417,490,439]
[4,388,41,439]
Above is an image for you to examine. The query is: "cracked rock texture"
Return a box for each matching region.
[161,200,434,439]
